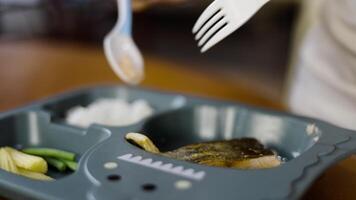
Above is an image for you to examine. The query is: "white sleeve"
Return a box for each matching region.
[287,0,356,130]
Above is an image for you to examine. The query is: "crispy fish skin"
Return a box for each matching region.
[126,133,281,169]
[162,138,280,169]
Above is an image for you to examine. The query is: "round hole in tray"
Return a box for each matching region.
[141,106,320,161]
[142,183,156,192]
[107,174,122,181]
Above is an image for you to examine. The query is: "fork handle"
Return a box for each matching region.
[117,0,132,35]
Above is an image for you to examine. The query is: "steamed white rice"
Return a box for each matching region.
[66,98,154,128]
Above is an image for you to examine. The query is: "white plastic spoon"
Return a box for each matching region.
[104,0,144,85]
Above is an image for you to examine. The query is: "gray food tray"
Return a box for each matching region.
[0,85,355,200]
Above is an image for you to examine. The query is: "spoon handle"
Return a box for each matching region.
[117,0,132,35]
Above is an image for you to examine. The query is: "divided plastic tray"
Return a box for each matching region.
[0,85,355,200]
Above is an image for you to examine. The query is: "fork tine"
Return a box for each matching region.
[192,1,220,33]
[195,10,224,40]
[197,19,227,46]
[200,26,234,52]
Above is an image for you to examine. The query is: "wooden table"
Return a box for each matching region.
[0,39,355,199]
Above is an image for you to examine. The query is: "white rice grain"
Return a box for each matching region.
[66,98,154,128]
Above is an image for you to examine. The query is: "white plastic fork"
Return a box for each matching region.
[104,0,144,85]
[193,0,270,53]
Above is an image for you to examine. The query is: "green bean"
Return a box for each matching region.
[44,157,66,172]
[23,148,75,161]
[60,159,78,171]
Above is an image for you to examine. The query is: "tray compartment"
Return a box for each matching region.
[0,110,111,179]
[142,105,320,161]
[42,86,187,127]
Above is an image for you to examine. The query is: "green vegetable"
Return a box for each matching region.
[23,148,75,161]
[60,159,78,171]
[45,157,66,172]
[6,147,47,173]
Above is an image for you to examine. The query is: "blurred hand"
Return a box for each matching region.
[132,0,185,11]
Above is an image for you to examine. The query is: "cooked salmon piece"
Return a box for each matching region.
[126,133,281,169]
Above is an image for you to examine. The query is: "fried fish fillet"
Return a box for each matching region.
[125,133,281,169]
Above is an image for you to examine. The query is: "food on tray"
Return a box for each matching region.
[6,147,48,173]
[0,148,20,174]
[126,133,281,169]
[162,138,281,169]
[66,98,154,128]
[17,169,53,181]
[0,147,52,181]
[23,148,76,161]
[60,159,78,171]
[44,157,67,172]
[23,148,78,172]
[126,133,160,153]
[0,147,78,181]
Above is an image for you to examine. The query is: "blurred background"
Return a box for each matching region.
[0,0,299,110]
